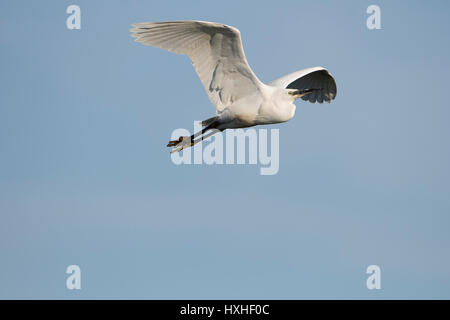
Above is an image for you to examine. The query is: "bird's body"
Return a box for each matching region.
[130,20,337,152]
[213,85,295,129]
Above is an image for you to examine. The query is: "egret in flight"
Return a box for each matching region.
[130,21,337,153]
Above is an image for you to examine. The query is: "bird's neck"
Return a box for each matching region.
[271,89,296,122]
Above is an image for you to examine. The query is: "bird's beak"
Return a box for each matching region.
[288,88,318,97]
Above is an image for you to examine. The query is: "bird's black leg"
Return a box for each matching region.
[167,119,222,149]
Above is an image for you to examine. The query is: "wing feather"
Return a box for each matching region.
[269,66,337,104]
[130,20,263,111]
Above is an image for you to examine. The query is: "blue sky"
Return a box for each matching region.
[1,0,450,299]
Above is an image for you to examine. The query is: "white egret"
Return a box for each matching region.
[130,21,337,152]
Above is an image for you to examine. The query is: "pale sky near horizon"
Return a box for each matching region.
[1,0,450,299]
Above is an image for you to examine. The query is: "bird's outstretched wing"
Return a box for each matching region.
[130,21,263,112]
[269,67,337,103]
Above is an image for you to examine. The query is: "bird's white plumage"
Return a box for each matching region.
[130,21,264,112]
[130,20,337,152]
